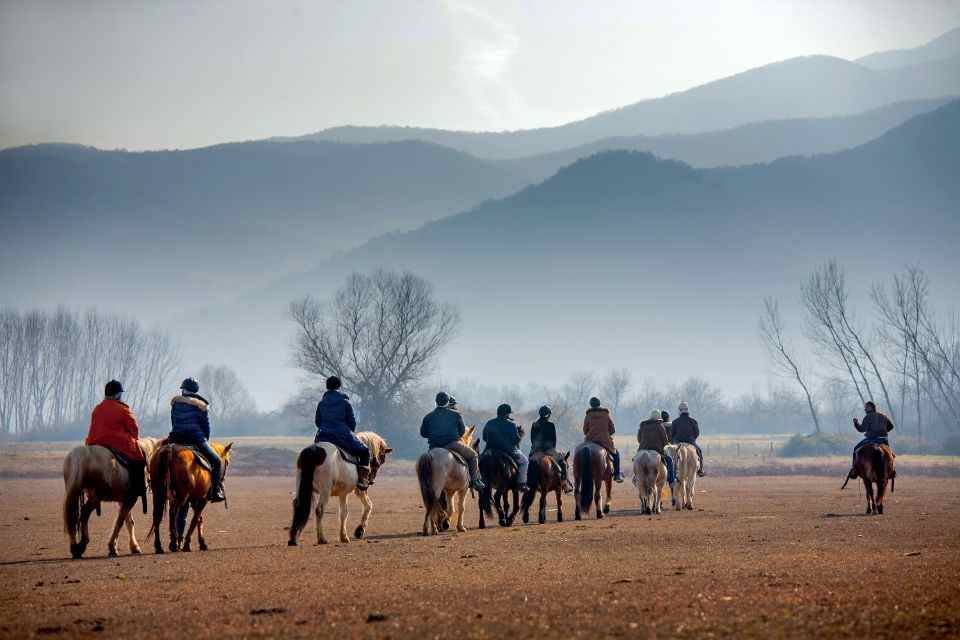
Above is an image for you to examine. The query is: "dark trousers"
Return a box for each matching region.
[663,453,676,484]
[611,450,622,476]
[853,436,889,466]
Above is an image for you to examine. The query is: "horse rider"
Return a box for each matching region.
[447,395,460,412]
[670,401,705,477]
[661,410,672,439]
[313,376,372,490]
[85,379,146,503]
[638,410,675,486]
[583,397,624,482]
[168,377,226,502]
[530,405,570,486]
[482,403,529,492]
[420,391,484,491]
[848,400,895,479]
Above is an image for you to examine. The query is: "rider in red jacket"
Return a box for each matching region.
[85,380,146,500]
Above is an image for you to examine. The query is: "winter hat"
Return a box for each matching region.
[538,405,552,418]
[589,397,601,409]
[497,403,512,417]
[678,401,689,413]
[435,391,449,406]
[649,410,662,421]
[104,380,123,397]
[180,378,200,394]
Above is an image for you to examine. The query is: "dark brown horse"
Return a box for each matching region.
[573,442,613,520]
[521,451,572,524]
[841,443,895,515]
[149,441,233,552]
[477,448,521,528]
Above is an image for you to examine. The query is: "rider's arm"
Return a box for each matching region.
[314,402,323,429]
[419,415,430,439]
[199,407,210,440]
[692,418,700,440]
[456,413,466,437]
[885,416,894,433]
[344,402,357,432]
[608,416,615,435]
[121,405,140,439]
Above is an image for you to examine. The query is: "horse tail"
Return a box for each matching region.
[527,455,541,489]
[290,445,325,538]
[873,445,886,485]
[478,453,494,516]
[62,451,83,539]
[416,454,436,513]
[578,449,594,514]
[146,447,171,540]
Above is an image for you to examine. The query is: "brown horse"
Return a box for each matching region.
[841,443,895,514]
[521,451,572,525]
[149,441,233,552]
[573,442,613,520]
[62,438,161,559]
[477,447,521,528]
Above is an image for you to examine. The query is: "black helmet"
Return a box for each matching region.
[448,395,458,407]
[497,403,512,417]
[326,376,342,391]
[436,391,449,406]
[589,397,601,409]
[180,377,200,394]
[661,410,670,422]
[104,379,123,397]
[538,405,551,418]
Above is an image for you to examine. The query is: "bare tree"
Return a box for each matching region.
[759,296,821,433]
[197,364,256,424]
[290,270,460,430]
[601,368,632,415]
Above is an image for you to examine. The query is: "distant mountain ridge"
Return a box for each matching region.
[856,26,960,70]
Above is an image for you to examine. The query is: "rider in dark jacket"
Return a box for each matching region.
[848,401,894,479]
[314,376,372,490]
[483,404,529,492]
[168,377,225,502]
[529,405,568,483]
[420,391,484,490]
[671,401,704,476]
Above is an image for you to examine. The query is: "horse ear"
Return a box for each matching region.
[222,442,233,455]
[383,447,394,454]
[564,451,570,461]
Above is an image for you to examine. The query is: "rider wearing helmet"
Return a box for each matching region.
[482,403,529,492]
[670,401,704,476]
[420,391,484,491]
[638,409,675,485]
[314,376,372,490]
[168,377,225,502]
[530,405,569,485]
[86,380,146,503]
[583,397,624,482]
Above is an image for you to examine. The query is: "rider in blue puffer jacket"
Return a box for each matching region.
[168,377,225,503]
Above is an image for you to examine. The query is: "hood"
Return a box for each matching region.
[171,394,209,411]
[586,407,609,415]
[640,418,662,427]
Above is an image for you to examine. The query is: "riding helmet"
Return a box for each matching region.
[661,410,670,422]
[497,403,512,417]
[649,409,662,421]
[104,379,123,397]
[678,401,689,413]
[180,377,200,393]
[538,405,551,418]
[589,397,601,409]
[326,376,342,391]
[436,391,449,406]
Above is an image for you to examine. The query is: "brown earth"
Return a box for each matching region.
[0,475,958,639]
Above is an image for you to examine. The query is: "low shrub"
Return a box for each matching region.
[779,432,853,457]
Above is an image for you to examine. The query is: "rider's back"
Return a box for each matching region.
[421,406,465,448]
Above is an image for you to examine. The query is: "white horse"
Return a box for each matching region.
[287,432,392,546]
[666,443,698,510]
[62,437,161,559]
[632,449,666,515]
[417,426,476,536]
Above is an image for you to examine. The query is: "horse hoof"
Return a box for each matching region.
[182,546,191,553]
[130,548,141,555]
[522,513,529,524]
[354,525,365,539]
[317,539,328,545]
[168,543,178,553]
[478,522,486,530]
[287,539,298,547]
[199,543,208,551]
[339,537,350,544]
[440,521,450,532]
[498,519,507,527]
[877,505,884,515]
[70,543,85,559]
[457,526,467,533]
[603,504,610,514]
[108,549,118,558]
[597,512,604,520]
[574,513,581,521]
[557,514,563,523]
[538,515,546,525]
[154,546,164,555]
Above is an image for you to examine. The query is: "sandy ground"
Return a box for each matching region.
[1,475,958,639]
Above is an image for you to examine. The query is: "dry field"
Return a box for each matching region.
[1,474,958,639]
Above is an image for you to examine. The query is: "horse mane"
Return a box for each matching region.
[357,431,387,459]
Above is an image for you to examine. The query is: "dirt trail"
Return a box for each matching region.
[1,476,958,638]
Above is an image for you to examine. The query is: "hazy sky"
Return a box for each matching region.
[2,0,958,151]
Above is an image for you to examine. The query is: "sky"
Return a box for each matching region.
[2,0,959,151]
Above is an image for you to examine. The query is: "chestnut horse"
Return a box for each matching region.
[63,437,161,559]
[573,442,613,520]
[521,451,572,525]
[477,447,521,528]
[841,443,896,515]
[417,426,477,536]
[149,441,233,553]
[288,432,392,546]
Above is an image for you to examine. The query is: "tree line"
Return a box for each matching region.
[760,261,959,444]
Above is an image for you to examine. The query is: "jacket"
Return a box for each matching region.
[583,407,615,451]
[530,417,557,452]
[670,414,700,443]
[86,399,144,462]
[420,406,466,449]
[169,394,211,442]
[857,411,894,439]
[638,418,669,454]
[315,390,357,435]
[483,416,522,453]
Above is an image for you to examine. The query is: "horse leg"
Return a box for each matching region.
[107,503,131,557]
[355,490,372,539]
[862,477,874,514]
[507,487,520,526]
[315,496,328,545]
[168,498,184,552]
[124,509,141,554]
[455,490,467,532]
[182,502,202,552]
[603,477,611,514]
[574,485,582,521]
[78,496,97,556]
[338,494,350,543]
[196,508,208,551]
[595,480,603,519]
[494,488,506,527]
[555,488,563,522]
[537,488,547,525]
[876,477,887,515]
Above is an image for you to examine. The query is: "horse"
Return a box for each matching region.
[573,442,613,520]
[416,426,477,536]
[149,441,233,553]
[62,437,161,559]
[477,446,522,528]
[841,443,896,515]
[287,432,392,546]
[632,449,666,515]
[665,443,698,510]
[521,451,572,525]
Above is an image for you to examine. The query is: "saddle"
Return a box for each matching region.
[105,447,140,470]
[336,447,360,466]
[104,447,147,513]
[481,449,518,472]
[166,444,213,472]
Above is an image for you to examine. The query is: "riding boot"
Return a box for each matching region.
[208,480,226,503]
[612,450,624,483]
[356,465,371,491]
[467,458,485,491]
